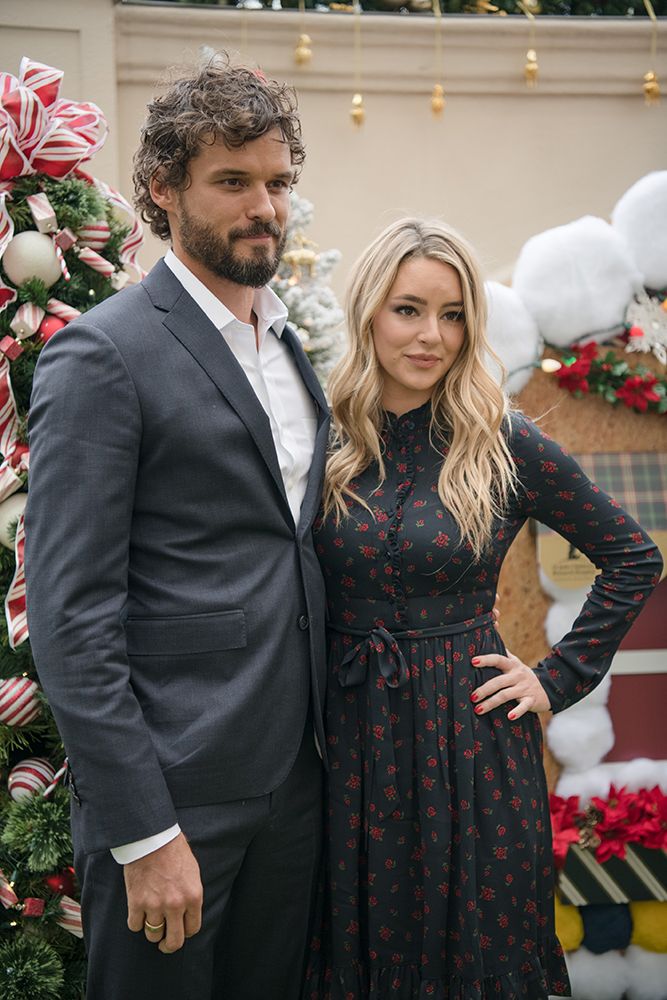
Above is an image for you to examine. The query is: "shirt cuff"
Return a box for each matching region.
[110,824,181,865]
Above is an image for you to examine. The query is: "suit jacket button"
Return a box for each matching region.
[298,615,309,631]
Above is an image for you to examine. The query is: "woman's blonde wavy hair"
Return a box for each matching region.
[323,217,517,560]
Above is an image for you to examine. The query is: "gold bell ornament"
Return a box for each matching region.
[294,34,313,66]
[350,93,365,127]
[431,84,446,116]
[524,48,538,87]
[643,70,660,106]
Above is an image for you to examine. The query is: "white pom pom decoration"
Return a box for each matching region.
[565,949,630,1000]
[0,676,41,727]
[484,281,541,394]
[556,764,613,804]
[625,946,667,1000]
[512,217,643,347]
[538,569,590,606]
[0,492,27,550]
[544,598,582,647]
[8,757,56,801]
[611,171,667,292]
[1,231,62,288]
[547,705,614,770]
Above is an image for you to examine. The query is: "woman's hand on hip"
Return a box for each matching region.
[470,651,551,720]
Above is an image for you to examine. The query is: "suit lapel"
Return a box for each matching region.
[143,261,332,536]
[145,264,293,524]
[281,324,332,536]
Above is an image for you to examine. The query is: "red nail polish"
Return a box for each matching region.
[471,657,480,665]
[508,712,515,720]
[474,705,484,714]
[470,693,478,703]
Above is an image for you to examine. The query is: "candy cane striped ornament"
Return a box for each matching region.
[46,297,81,322]
[77,220,110,251]
[56,895,83,938]
[0,675,41,726]
[77,245,114,279]
[10,302,45,340]
[5,511,29,648]
[0,868,19,909]
[8,757,56,800]
[0,356,28,504]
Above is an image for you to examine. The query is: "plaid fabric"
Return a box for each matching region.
[537,451,667,539]
[570,452,667,531]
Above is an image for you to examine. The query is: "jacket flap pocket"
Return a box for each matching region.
[125,610,246,656]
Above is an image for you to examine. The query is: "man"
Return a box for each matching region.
[25,59,329,1000]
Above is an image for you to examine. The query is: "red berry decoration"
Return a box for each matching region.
[44,867,77,897]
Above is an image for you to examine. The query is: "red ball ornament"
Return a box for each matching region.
[38,314,67,344]
[44,867,77,897]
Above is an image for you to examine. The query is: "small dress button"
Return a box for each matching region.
[298,615,310,631]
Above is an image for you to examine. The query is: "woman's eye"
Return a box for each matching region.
[443,310,463,323]
[396,305,416,316]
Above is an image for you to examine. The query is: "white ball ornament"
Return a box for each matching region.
[512,216,643,347]
[0,493,27,550]
[8,757,56,801]
[612,171,667,291]
[1,231,62,288]
[0,676,41,727]
[484,281,541,395]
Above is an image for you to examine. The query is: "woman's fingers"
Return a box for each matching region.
[470,653,550,715]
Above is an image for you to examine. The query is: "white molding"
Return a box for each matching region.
[115,6,667,97]
[611,649,667,676]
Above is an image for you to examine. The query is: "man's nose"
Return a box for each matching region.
[246,184,276,221]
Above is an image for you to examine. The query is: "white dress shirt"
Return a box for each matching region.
[111,250,317,864]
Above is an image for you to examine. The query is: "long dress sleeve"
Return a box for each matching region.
[508,412,663,714]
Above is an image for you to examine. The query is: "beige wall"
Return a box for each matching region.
[2,0,666,295]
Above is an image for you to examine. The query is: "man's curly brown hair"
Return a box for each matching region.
[133,58,305,241]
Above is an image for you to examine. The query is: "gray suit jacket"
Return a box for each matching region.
[25,259,330,854]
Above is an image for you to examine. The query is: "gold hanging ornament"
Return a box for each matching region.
[430,0,446,117]
[524,48,539,86]
[350,92,365,127]
[431,84,446,116]
[294,0,312,67]
[642,2,660,106]
[518,2,539,88]
[350,1,365,127]
[294,34,313,66]
[283,234,319,286]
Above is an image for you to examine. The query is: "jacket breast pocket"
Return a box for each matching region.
[124,610,247,656]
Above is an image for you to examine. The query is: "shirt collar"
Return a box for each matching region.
[164,248,288,341]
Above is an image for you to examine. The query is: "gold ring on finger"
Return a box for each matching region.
[144,919,165,932]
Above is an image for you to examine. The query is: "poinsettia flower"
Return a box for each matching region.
[615,374,661,412]
[555,342,599,394]
[549,793,583,868]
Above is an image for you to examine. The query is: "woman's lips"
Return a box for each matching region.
[406,354,441,368]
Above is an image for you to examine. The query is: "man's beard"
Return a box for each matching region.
[177,202,287,288]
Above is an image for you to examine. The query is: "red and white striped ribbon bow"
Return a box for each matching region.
[0,356,29,504]
[5,510,28,648]
[56,895,83,938]
[92,175,145,280]
[0,190,17,314]
[0,57,108,182]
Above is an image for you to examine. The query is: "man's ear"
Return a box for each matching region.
[149,171,177,213]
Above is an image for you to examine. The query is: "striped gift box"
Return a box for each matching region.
[558,844,667,906]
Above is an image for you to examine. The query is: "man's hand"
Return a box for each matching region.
[125,832,203,954]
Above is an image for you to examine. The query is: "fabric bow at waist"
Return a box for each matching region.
[328,612,495,833]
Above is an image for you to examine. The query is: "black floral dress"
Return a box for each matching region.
[304,404,662,1000]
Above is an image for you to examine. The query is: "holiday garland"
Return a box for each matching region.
[549,339,667,415]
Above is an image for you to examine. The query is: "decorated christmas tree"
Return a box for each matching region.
[271,191,344,386]
[0,57,143,999]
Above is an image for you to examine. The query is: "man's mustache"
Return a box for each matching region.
[229,222,283,241]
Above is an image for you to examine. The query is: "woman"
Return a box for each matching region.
[305,219,662,999]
